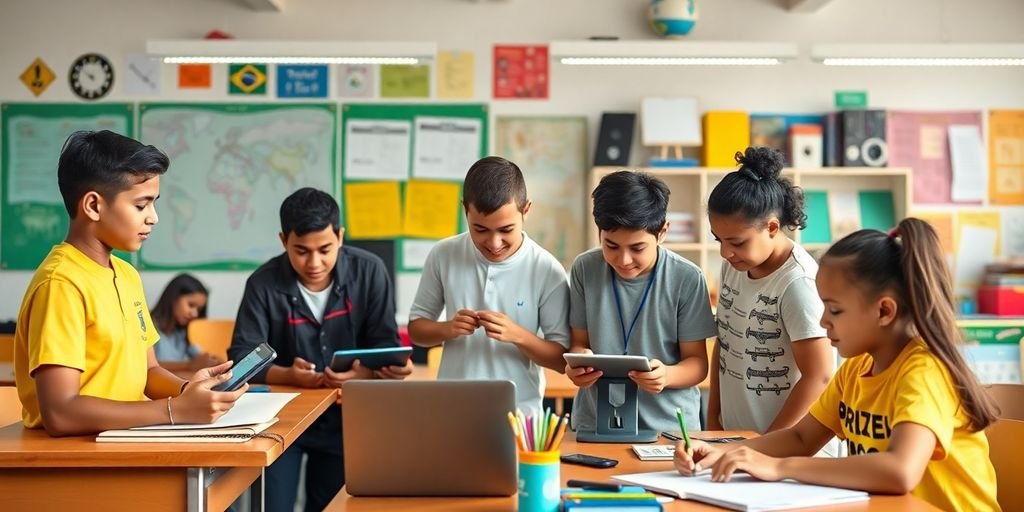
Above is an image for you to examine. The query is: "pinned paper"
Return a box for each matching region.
[338,64,375,98]
[178,64,211,89]
[989,110,1024,205]
[344,181,402,239]
[403,180,460,239]
[437,50,474,99]
[124,54,161,95]
[912,211,955,256]
[948,125,988,203]
[1001,208,1024,258]
[380,64,429,98]
[955,210,1001,293]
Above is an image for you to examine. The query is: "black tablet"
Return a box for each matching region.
[330,346,413,372]
[563,353,652,379]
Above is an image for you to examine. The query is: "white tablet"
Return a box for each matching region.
[563,353,652,378]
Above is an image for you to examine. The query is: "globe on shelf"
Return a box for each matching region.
[649,0,699,38]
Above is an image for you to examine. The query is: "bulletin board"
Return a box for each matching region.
[1,103,134,269]
[340,103,488,271]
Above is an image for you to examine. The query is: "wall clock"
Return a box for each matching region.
[69,53,114,100]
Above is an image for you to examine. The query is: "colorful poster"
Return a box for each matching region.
[989,110,1024,205]
[228,64,267,95]
[437,50,474,99]
[886,111,983,204]
[344,181,402,239]
[493,45,548,99]
[19,58,55,97]
[380,64,429,98]
[912,211,955,257]
[955,210,1001,293]
[277,64,328,98]
[178,64,211,89]
[337,64,374,98]
[403,180,460,239]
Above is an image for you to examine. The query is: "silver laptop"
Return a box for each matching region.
[342,380,517,497]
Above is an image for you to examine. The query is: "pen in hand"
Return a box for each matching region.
[675,407,692,453]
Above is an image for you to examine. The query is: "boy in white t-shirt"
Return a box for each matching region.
[408,156,570,413]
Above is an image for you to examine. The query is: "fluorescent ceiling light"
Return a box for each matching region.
[146,40,437,65]
[812,43,1024,67]
[550,41,798,66]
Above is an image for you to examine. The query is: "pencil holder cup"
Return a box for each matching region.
[518,450,560,512]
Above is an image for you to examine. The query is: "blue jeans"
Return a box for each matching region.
[265,442,345,512]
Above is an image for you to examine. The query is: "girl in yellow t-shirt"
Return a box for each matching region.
[675,217,1000,512]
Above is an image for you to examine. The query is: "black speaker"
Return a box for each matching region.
[593,112,635,166]
[841,110,888,167]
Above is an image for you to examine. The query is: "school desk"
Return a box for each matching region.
[407,363,579,415]
[0,386,336,512]
[325,431,940,511]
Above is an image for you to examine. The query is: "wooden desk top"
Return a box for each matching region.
[408,364,578,398]
[0,386,336,468]
[326,432,939,511]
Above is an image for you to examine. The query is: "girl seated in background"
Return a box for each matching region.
[151,273,224,372]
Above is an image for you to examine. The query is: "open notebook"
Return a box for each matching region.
[96,392,298,443]
[614,470,869,512]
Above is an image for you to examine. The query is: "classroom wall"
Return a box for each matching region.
[1,0,1023,321]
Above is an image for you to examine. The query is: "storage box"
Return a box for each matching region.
[978,286,1024,316]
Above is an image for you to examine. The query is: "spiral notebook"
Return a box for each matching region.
[96,418,279,443]
[96,392,298,443]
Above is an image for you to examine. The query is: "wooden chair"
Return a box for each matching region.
[0,334,14,362]
[988,418,1024,510]
[186,319,235,360]
[985,384,1024,421]
[0,387,22,428]
[426,346,443,373]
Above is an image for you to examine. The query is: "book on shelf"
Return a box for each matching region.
[632,444,676,461]
[614,470,868,512]
[97,418,279,443]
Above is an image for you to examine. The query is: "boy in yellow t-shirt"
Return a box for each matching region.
[14,130,244,435]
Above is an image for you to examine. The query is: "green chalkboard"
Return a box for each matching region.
[1,103,135,269]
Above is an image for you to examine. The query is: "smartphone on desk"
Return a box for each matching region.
[561,453,619,468]
[212,342,276,392]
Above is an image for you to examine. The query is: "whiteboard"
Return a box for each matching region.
[641,97,702,146]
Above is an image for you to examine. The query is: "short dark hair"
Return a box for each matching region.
[150,273,208,334]
[707,147,807,230]
[592,170,669,236]
[57,130,170,217]
[279,187,340,237]
[462,156,528,214]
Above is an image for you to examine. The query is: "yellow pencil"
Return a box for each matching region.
[549,414,570,451]
[544,413,559,451]
[507,412,527,451]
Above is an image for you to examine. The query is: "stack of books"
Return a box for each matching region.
[561,485,662,511]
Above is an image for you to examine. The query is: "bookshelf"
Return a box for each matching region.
[587,166,913,291]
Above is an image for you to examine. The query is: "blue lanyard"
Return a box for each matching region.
[610,265,656,354]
